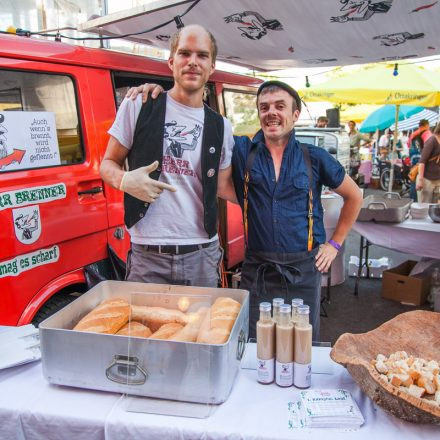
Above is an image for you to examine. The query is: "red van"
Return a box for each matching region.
[0,34,261,326]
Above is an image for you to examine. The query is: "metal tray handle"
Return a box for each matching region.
[236,329,246,361]
[366,202,387,209]
[106,355,148,385]
[384,191,401,199]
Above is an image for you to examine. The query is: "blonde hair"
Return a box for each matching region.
[169,25,218,62]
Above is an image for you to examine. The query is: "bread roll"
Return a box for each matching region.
[196,297,241,344]
[73,298,130,334]
[150,323,183,340]
[171,307,209,342]
[197,327,230,344]
[210,297,241,332]
[116,321,152,338]
[131,305,188,332]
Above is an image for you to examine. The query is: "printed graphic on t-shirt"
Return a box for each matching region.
[162,120,201,178]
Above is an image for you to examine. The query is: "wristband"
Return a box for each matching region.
[328,239,342,251]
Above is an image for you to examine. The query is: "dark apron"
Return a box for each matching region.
[240,248,322,341]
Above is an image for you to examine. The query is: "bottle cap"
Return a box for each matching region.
[259,302,272,312]
[279,304,292,314]
[272,298,284,307]
[297,305,310,315]
[291,298,304,307]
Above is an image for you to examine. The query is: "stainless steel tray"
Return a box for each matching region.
[357,192,411,223]
[39,281,249,404]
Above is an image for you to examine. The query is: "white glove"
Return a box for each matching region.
[120,161,176,203]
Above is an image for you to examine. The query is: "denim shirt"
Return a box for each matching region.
[232,130,345,253]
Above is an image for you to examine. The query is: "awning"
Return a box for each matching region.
[394,108,439,131]
[78,0,440,71]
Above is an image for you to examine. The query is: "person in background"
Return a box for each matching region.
[315,116,329,128]
[100,24,236,287]
[378,128,391,158]
[232,81,363,341]
[416,122,440,203]
[408,119,432,152]
[347,120,369,163]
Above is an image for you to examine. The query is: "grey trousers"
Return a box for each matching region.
[240,248,322,341]
[126,241,222,287]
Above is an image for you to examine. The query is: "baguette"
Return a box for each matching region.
[171,307,209,342]
[150,323,184,340]
[73,298,130,334]
[131,305,188,332]
[116,321,152,338]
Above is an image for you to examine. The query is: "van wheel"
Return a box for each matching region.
[32,292,79,327]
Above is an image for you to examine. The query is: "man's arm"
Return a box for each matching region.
[100,136,176,203]
[217,166,238,203]
[100,136,130,190]
[315,175,362,272]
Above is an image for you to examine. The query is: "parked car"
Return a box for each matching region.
[295,127,350,173]
[0,34,261,326]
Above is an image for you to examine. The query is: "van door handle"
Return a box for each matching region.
[78,186,103,195]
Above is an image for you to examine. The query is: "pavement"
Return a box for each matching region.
[319,188,431,345]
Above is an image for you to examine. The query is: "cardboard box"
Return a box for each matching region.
[382,260,430,306]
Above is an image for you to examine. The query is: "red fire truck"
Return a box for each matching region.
[0,34,261,326]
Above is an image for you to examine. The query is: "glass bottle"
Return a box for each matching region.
[256,302,275,384]
[275,304,294,387]
[293,305,312,388]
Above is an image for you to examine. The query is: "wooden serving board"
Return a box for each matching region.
[330,310,440,424]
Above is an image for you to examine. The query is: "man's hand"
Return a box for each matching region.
[416,177,424,191]
[126,84,164,103]
[315,243,338,273]
[120,161,176,203]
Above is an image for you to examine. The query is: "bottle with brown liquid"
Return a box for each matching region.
[293,305,312,388]
[291,298,304,325]
[275,304,294,387]
[272,298,284,325]
[256,302,275,384]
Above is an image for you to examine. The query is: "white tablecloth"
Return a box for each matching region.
[353,218,440,259]
[0,346,438,439]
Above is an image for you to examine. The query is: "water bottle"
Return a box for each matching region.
[430,268,440,311]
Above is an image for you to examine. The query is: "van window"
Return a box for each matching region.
[0,70,83,172]
[223,90,259,137]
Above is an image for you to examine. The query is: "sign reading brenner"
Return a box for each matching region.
[0,111,60,171]
[0,183,66,211]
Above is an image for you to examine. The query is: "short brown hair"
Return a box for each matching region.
[169,25,218,63]
[257,81,302,112]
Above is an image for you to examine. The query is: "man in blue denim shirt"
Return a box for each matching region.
[233,81,362,340]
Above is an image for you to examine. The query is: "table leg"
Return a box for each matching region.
[354,236,364,296]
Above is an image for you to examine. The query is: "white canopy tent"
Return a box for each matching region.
[78,0,440,71]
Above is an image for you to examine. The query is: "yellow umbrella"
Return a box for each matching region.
[299,63,440,106]
[340,104,381,124]
[299,62,440,191]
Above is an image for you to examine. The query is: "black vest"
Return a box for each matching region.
[124,93,224,239]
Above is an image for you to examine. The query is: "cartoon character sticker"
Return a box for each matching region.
[224,11,283,40]
[373,32,424,46]
[331,0,393,23]
[164,121,201,158]
[13,205,41,244]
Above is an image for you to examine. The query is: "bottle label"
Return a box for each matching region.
[275,360,293,387]
[257,357,274,384]
[294,362,312,388]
